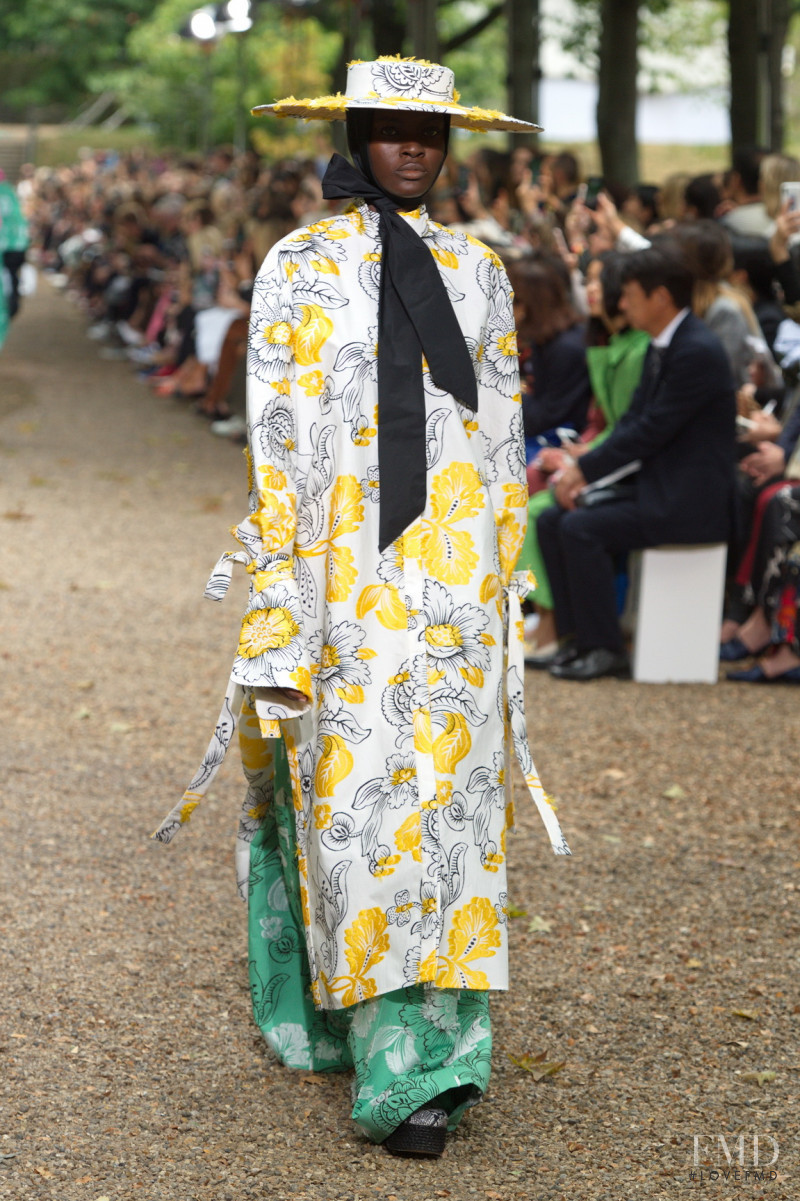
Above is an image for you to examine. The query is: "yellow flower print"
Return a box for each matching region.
[502,481,529,510]
[483,248,505,270]
[394,812,422,862]
[245,446,254,491]
[314,733,354,797]
[421,780,452,810]
[431,247,459,271]
[483,850,504,873]
[297,475,365,603]
[417,949,437,983]
[297,370,325,397]
[432,711,471,775]
[436,897,501,989]
[289,665,312,696]
[271,378,291,395]
[356,583,407,630]
[238,605,299,658]
[293,303,334,367]
[373,852,402,877]
[326,907,391,1006]
[253,490,296,552]
[179,794,201,824]
[422,462,485,585]
[314,803,332,829]
[462,417,478,437]
[496,512,525,583]
[257,463,288,490]
[353,418,377,446]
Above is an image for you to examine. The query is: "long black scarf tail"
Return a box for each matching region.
[322,152,478,551]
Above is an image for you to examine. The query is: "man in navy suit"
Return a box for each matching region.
[537,242,737,680]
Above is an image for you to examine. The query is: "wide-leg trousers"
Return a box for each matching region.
[247,740,492,1143]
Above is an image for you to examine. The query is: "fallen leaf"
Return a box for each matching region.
[730,1009,760,1021]
[507,904,528,919]
[33,1167,53,1178]
[75,680,95,691]
[75,708,92,720]
[602,768,626,780]
[602,834,621,844]
[507,1051,565,1081]
[687,958,703,968]
[740,1070,776,1086]
[109,722,132,734]
[527,915,551,933]
[663,784,686,800]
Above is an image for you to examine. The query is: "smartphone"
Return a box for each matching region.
[585,175,604,209]
[781,181,800,212]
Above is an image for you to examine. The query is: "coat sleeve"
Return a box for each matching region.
[475,257,530,587]
[226,248,313,724]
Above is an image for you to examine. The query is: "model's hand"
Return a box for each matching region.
[274,687,307,702]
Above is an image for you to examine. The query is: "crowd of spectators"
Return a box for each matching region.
[13,139,800,684]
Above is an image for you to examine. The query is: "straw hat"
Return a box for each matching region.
[252,55,541,134]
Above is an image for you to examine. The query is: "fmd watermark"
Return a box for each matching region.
[690,1134,779,1183]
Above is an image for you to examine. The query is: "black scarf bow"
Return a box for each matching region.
[321,152,478,551]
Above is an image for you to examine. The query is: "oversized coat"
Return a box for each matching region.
[155,202,568,1009]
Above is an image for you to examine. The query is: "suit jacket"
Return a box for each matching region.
[578,311,737,545]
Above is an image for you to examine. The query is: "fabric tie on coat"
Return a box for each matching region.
[321,153,478,551]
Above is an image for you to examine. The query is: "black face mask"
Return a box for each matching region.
[321,110,477,552]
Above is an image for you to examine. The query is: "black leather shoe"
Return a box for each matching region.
[383,1105,448,1158]
[526,640,579,671]
[550,647,629,681]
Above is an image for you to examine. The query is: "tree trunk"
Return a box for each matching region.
[596,0,639,188]
[371,0,407,57]
[768,0,791,151]
[407,0,438,60]
[729,0,790,153]
[505,0,540,149]
[728,0,759,150]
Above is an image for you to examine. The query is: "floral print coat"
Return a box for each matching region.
[155,202,569,1009]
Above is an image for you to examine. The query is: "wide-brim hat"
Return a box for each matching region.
[252,55,541,133]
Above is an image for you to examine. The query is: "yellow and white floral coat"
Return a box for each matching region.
[155,201,569,1010]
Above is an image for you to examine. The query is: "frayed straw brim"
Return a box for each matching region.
[251,94,541,134]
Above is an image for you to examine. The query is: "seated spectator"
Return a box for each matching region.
[536,241,737,680]
[721,396,800,635]
[621,184,660,234]
[759,153,800,224]
[519,252,649,661]
[720,146,771,238]
[683,173,722,221]
[672,220,764,386]
[724,482,800,684]
[507,251,592,454]
[658,172,691,223]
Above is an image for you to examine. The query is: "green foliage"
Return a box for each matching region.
[0,0,160,115]
[550,0,726,90]
[104,0,339,150]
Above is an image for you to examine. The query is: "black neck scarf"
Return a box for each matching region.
[320,122,478,552]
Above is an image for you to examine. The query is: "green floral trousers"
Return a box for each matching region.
[247,740,493,1143]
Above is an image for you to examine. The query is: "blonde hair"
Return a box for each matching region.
[760,153,800,218]
[658,172,691,222]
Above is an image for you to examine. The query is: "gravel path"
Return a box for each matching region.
[2,284,798,1201]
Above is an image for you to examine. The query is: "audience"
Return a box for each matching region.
[22,140,800,686]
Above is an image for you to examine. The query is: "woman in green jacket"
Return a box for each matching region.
[520,252,650,661]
